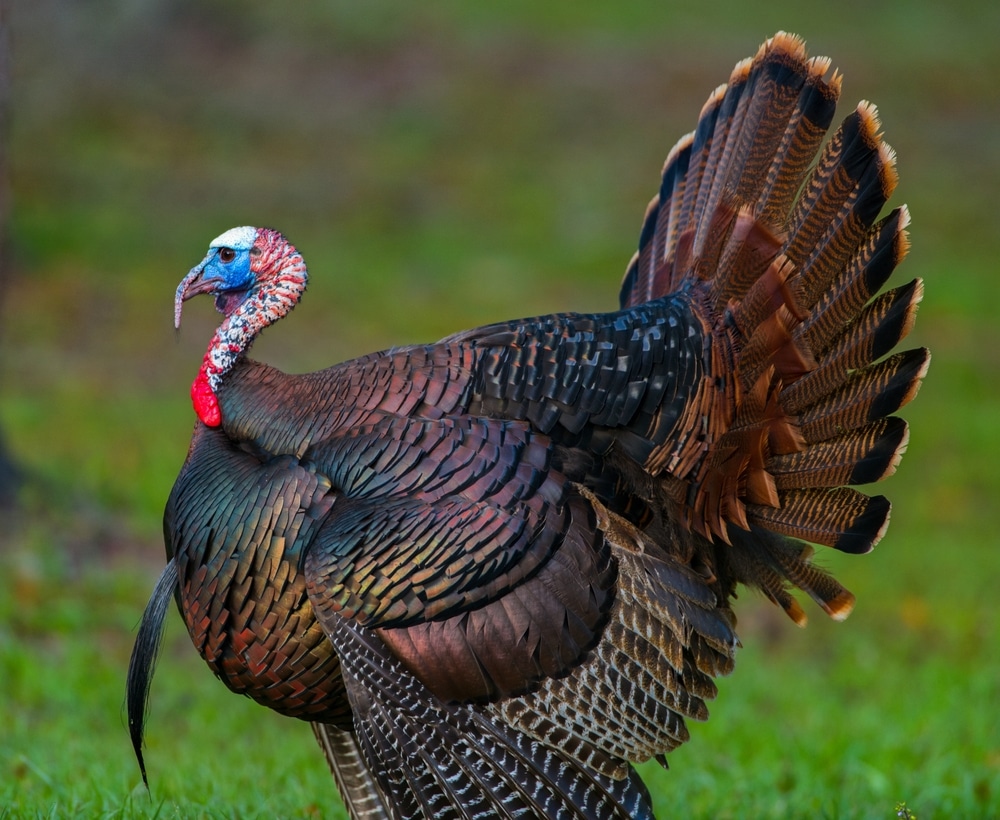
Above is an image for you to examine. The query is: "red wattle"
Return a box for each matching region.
[191,372,222,427]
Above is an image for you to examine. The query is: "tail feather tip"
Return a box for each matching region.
[836,495,891,554]
[823,589,857,622]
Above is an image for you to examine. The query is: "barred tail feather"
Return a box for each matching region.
[620,32,841,309]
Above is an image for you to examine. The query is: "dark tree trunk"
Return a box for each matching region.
[0,0,20,506]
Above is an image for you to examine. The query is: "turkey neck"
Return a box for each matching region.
[194,243,307,427]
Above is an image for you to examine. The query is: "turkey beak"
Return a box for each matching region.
[174,258,218,329]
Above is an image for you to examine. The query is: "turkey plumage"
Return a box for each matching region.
[128,32,928,819]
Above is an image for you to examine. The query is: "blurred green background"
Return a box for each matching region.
[2,1,998,817]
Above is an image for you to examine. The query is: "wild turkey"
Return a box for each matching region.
[128,32,928,818]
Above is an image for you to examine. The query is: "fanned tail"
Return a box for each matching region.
[621,33,928,619]
[621,32,842,307]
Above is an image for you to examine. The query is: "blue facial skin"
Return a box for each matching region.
[205,245,254,288]
[203,246,255,315]
[176,234,258,323]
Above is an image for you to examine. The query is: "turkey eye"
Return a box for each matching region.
[219,247,236,263]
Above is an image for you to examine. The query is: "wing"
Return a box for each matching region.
[302,413,616,701]
[305,467,739,805]
[299,413,661,816]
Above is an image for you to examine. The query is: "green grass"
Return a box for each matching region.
[3,1,999,817]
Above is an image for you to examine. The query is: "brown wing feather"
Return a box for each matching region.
[376,496,615,701]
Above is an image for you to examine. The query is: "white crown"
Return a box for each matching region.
[209,226,257,250]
